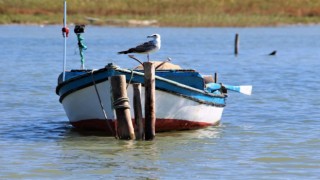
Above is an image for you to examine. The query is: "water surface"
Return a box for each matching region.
[0,25,319,179]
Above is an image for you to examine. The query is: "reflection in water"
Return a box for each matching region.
[55,126,223,178]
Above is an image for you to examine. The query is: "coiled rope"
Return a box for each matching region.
[113,97,130,109]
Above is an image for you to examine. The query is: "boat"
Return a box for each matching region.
[56,1,252,136]
[56,62,238,135]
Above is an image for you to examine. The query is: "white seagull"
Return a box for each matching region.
[118,34,161,62]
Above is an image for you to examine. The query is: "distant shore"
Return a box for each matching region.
[1,0,320,27]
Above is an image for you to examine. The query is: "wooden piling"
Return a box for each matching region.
[235,33,239,55]
[144,62,156,140]
[133,83,144,140]
[110,75,135,140]
[214,72,218,83]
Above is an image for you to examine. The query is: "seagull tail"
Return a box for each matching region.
[118,50,129,54]
[118,48,135,54]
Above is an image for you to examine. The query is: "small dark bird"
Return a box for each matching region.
[118,34,161,62]
[269,50,277,56]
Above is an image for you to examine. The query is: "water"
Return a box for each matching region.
[0,25,319,179]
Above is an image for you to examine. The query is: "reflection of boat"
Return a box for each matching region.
[56,63,231,136]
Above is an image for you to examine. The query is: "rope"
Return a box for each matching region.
[90,70,115,136]
[126,69,135,89]
[76,33,87,69]
[113,97,130,109]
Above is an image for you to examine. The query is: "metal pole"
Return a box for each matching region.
[62,0,67,81]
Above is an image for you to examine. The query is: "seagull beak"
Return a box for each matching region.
[147,34,157,38]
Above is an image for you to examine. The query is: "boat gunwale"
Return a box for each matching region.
[56,66,226,106]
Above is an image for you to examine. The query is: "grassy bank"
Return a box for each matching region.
[1,0,320,26]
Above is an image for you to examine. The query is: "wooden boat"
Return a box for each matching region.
[55,62,239,136]
[56,1,252,136]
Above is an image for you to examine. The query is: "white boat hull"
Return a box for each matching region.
[61,79,224,135]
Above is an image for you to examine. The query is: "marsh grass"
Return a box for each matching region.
[1,0,320,26]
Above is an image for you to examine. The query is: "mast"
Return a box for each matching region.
[62,0,68,82]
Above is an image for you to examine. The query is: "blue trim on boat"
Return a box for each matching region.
[56,66,227,106]
[136,70,205,90]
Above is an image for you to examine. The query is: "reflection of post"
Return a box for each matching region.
[235,33,239,55]
[144,62,156,140]
[111,75,135,140]
[133,83,144,140]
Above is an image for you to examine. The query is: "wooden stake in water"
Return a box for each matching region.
[111,75,135,140]
[133,83,144,140]
[235,33,239,55]
[144,62,156,140]
[214,72,218,83]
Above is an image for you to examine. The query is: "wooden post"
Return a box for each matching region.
[235,33,239,55]
[144,62,156,140]
[133,83,144,140]
[111,75,135,140]
[214,72,218,83]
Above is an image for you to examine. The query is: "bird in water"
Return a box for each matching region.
[269,50,277,56]
[118,34,161,62]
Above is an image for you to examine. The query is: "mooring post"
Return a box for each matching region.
[235,33,239,55]
[144,62,156,140]
[133,83,144,140]
[214,72,218,83]
[110,75,135,140]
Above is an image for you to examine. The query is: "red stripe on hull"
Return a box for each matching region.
[70,119,219,136]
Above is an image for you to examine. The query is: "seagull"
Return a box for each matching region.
[118,34,161,62]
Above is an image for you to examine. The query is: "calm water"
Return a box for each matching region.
[0,25,319,179]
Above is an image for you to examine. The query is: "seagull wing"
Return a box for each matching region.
[131,40,156,53]
[118,40,157,54]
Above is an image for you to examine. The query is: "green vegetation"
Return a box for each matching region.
[1,0,320,26]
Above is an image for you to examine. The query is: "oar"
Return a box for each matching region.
[206,83,252,95]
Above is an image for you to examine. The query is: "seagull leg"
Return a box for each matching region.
[147,53,150,62]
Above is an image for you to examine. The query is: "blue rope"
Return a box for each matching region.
[76,33,87,68]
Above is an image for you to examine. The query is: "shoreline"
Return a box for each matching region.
[1,0,320,28]
[1,22,320,28]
